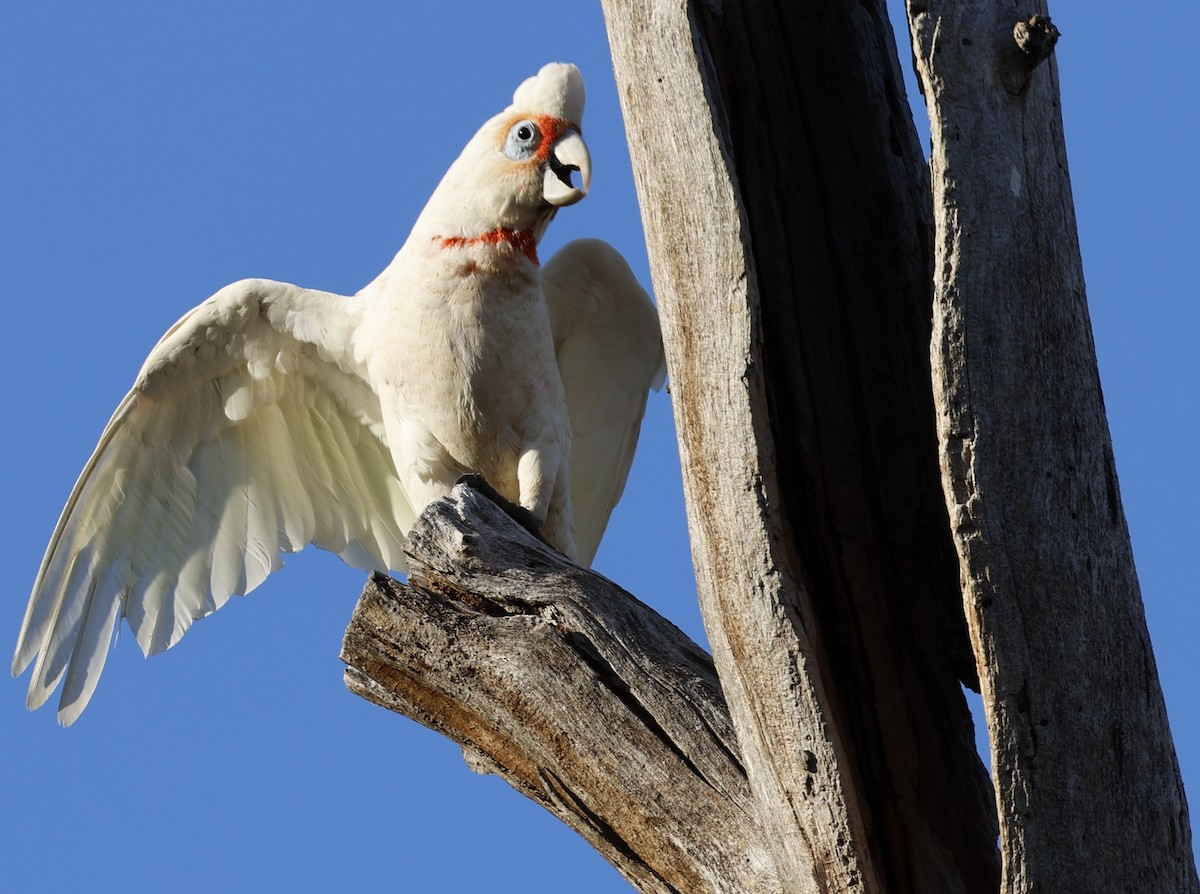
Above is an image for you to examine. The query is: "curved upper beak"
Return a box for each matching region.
[543,129,591,207]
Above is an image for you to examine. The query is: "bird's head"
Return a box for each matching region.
[494,62,590,209]
[415,63,591,247]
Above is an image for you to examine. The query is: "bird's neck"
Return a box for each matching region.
[432,226,539,265]
[357,180,559,298]
[358,219,545,299]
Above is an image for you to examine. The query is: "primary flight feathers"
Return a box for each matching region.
[13,62,665,726]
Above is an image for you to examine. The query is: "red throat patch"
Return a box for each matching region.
[435,227,539,265]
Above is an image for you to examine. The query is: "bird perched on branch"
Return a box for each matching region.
[13,62,665,726]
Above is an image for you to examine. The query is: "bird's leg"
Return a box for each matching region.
[513,444,578,561]
[539,487,578,562]
[515,445,556,524]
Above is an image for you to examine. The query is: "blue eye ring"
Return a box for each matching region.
[504,119,541,161]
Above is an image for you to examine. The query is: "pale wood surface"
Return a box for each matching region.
[342,483,782,894]
[905,3,1199,891]
[603,1,999,891]
[601,3,877,890]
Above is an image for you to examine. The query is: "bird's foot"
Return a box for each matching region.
[455,473,553,549]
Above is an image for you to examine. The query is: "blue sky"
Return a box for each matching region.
[2,3,1195,891]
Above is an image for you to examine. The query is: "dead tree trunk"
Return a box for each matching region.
[601,1,998,891]
[904,3,1199,891]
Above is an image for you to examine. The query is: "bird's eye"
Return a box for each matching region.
[504,119,541,161]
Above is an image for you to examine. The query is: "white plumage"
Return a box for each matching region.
[13,62,665,725]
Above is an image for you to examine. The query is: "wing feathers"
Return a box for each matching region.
[58,561,125,725]
[14,393,141,679]
[14,278,414,723]
[209,424,252,612]
[17,244,663,723]
[542,239,665,565]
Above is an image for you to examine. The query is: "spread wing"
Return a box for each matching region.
[13,278,415,725]
[542,240,666,566]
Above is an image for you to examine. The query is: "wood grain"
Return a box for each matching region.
[342,483,782,894]
[603,2,999,891]
[906,3,1199,891]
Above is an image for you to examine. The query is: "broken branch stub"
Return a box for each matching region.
[341,483,782,894]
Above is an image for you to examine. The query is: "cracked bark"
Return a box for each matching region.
[905,2,1199,891]
[342,482,782,894]
[602,1,997,891]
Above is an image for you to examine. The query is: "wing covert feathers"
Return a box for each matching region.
[13,279,413,725]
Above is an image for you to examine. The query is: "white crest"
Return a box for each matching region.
[511,62,585,124]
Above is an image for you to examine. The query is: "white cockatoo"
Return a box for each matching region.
[13,62,665,726]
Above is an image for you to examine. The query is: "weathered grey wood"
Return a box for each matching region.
[341,483,782,894]
[603,2,998,892]
[600,4,874,890]
[905,4,1199,891]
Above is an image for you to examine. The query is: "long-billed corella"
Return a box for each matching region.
[13,62,665,726]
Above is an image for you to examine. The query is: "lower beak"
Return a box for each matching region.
[543,130,591,207]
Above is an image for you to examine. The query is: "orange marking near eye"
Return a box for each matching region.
[504,115,580,164]
[435,227,539,265]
